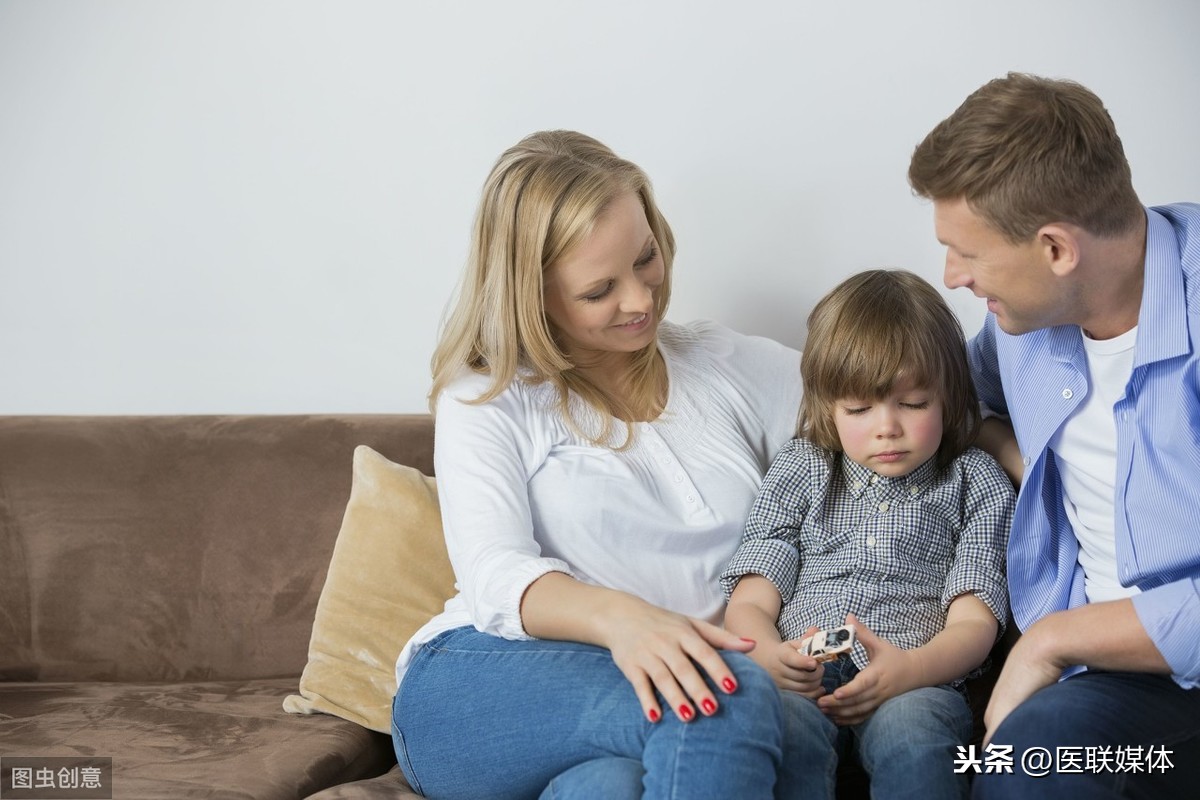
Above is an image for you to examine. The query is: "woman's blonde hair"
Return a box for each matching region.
[429,130,676,445]
[798,269,979,469]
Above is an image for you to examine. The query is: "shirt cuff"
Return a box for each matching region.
[1130,577,1200,688]
[490,558,576,640]
[720,540,800,604]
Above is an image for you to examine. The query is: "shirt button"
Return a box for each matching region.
[866,536,876,546]
[673,474,684,484]
[909,486,921,496]
[662,457,673,465]
[686,494,696,503]
[1062,388,1073,399]
[878,502,889,512]
[1023,456,1031,466]
[851,481,863,491]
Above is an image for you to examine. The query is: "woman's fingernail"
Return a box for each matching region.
[648,708,660,723]
[679,704,694,722]
[701,698,717,715]
[740,637,756,644]
[722,677,738,693]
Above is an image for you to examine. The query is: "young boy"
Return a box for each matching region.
[721,269,1015,800]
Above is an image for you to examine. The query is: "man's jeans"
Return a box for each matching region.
[973,671,1200,799]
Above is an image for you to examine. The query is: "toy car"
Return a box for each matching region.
[796,625,856,663]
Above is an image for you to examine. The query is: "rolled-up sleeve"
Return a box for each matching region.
[720,440,813,603]
[942,449,1014,634]
[1131,577,1200,688]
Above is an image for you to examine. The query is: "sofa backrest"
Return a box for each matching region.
[0,415,434,683]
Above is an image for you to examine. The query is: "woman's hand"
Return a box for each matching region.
[520,571,752,724]
[603,597,755,724]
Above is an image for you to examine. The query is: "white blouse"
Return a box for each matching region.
[395,320,802,684]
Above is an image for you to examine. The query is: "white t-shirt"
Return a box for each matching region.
[395,320,802,684]
[1049,325,1141,603]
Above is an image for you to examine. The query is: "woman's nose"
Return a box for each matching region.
[618,278,654,313]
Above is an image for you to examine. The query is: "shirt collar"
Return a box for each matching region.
[1135,207,1189,367]
[839,453,938,499]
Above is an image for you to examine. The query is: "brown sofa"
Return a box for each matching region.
[0,414,1010,799]
[0,415,426,799]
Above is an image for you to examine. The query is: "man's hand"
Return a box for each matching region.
[982,628,1063,746]
[982,600,1170,745]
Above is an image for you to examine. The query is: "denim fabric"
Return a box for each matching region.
[778,657,973,800]
[391,627,783,800]
[973,671,1200,799]
[537,757,644,799]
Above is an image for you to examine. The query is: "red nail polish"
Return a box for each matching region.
[679,704,694,721]
[722,677,738,693]
[648,708,660,723]
[701,698,717,715]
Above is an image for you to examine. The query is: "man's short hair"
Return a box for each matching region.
[908,72,1142,241]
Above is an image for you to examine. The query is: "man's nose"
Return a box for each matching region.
[944,251,972,290]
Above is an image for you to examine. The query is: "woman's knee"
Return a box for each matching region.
[721,651,784,728]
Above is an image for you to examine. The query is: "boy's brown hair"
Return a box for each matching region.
[908,72,1142,242]
[799,269,979,469]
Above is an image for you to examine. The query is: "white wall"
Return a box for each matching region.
[2,0,1197,414]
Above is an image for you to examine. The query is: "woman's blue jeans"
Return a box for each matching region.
[777,657,974,800]
[391,626,784,800]
[972,671,1200,799]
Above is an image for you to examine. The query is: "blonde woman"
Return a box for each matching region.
[391,130,801,799]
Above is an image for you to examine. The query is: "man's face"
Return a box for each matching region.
[934,197,1064,335]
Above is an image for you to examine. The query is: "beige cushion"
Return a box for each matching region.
[284,445,456,733]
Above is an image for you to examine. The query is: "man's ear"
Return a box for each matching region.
[1037,223,1082,277]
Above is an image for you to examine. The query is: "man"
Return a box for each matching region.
[909,72,1200,798]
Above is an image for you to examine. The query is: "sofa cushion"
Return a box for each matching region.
[306,766,421,799]
[285,446,456,733]
[0,415,435,684]
[0,678,395,799]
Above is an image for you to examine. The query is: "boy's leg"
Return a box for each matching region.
[855,685,973,800]
[776,690,839,800]
[392,626,784,800]
[973,671,1200,800]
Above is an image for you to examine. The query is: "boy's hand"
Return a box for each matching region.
[769,627,825,698]
[816,614,921,726]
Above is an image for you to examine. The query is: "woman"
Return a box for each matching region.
[392,130,801,799]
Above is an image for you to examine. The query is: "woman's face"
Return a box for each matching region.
[542,192,664,364]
